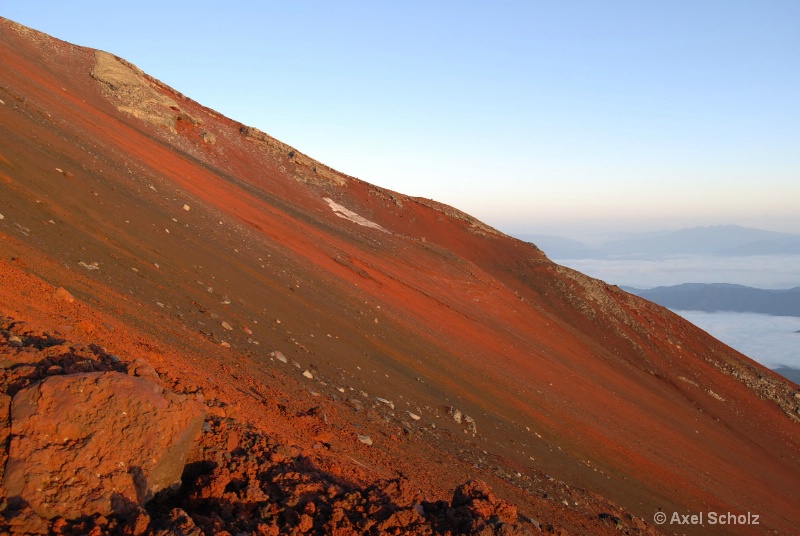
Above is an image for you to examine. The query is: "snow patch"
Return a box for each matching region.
[323,198,386,232]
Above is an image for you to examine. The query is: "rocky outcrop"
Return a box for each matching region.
[90,50,216,146]
[411,197,503,237]
[239,125,350,187]
[91,50,183,132]
[2,371,204,519]
[437,479,524,533]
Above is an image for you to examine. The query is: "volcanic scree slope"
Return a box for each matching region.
[0,17,799,535]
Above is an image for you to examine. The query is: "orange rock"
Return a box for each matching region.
[53,287,74,303]
[2,372,205,518]
[75,319,95,333]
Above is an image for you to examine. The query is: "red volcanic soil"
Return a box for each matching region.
[1,17,799,535]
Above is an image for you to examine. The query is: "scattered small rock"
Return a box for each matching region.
[182,204,190,211]
[53,287,75,303]
[302,370,314,379]
[357,434,373,446]
[521,514,541,529]
[127,357,161,384]
[221,321,233,331]
[599,512,624,529]
[448,406,463,424]
[375,397,394,409]
[407,411,421,421]
[464,415,477,435]
[272,351,288,364]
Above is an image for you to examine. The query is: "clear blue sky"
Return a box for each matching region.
[5,1,800,238]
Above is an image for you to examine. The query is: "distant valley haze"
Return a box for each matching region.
[520,224,800,261]
[520,225,800,290]
[625,283,800,318]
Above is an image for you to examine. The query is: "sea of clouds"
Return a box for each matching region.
[674,310,800,370]
[558,255,800,290]
[556,255,800,373]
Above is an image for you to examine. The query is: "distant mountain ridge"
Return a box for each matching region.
[625,283,800,317]
[520,225,800,259]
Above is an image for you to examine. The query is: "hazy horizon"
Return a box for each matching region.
[508,221,800,245]
[554,255,800,290]
[4,2,799,238]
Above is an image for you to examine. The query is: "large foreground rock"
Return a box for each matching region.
[2,371,205,519]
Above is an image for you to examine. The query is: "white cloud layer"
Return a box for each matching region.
[673,310,800,370]
[557,255,800,289]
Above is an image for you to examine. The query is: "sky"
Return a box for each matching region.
[4,1,800,239]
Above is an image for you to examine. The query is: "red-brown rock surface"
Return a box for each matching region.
[3,371,204,519]
[0,16,798,535]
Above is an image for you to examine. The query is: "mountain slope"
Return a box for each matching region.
[1,18,799,535]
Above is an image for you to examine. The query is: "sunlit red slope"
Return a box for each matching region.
[1,18,799,534]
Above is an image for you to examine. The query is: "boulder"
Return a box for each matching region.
[53,287,75,303]
[2,371,205,519]
[451,480,518,524]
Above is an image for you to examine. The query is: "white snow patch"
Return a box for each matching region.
[323,197,386,232]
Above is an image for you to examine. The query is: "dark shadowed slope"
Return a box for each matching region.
[1,18,799,535]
